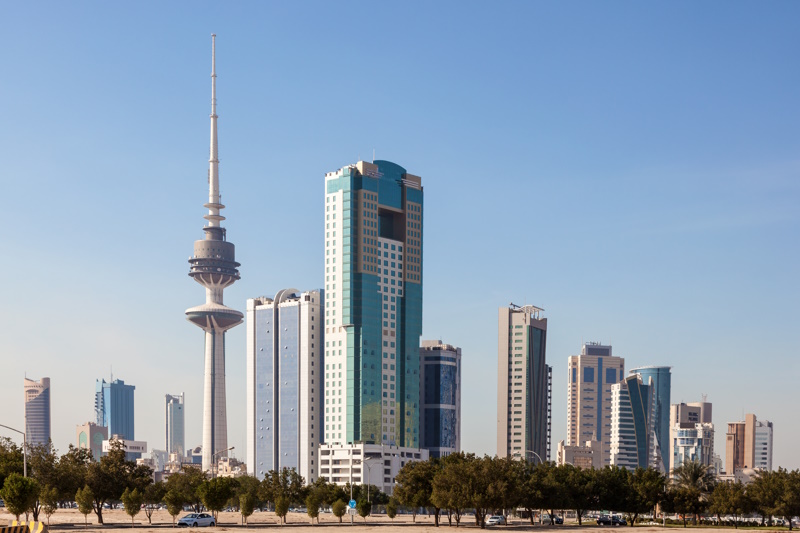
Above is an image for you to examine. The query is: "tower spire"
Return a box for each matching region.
[187,34,242,472]
[204,33,224,231]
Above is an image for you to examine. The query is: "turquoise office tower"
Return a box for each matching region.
[629,366,671,467]
[324,160,423,447]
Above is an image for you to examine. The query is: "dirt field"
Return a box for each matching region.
[0,508,789,533]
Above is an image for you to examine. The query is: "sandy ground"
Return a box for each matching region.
[0,509,787,533]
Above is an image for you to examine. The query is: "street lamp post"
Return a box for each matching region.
[362,458,382,502]
[210,446,234,478]
[0,424,27,477]
[512,449,543,465]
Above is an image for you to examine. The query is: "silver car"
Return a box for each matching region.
[177,513,216,527]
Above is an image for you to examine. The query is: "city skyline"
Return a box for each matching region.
[2,3,799,470]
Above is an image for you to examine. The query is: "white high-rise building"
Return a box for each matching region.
[566,343,624,465]
[165,393,185,458]
[246,290,323,482]
[610,374,661,472]
[497,304,552,462]
[323,160,423,447]
[669,401,714,475]
[24,377,51,446]
[754,419,773,471]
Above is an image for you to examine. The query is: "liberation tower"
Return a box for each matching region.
[185,34,242,472]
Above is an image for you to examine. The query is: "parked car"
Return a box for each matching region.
[543,514,563,524]
[486,515,506,526]
[597,515,626,526]
[177,513,216,527]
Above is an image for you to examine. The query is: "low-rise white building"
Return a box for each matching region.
[318,443,428,495]
[103,436,147,460]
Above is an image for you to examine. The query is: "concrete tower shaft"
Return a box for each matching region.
[185,34,242,472]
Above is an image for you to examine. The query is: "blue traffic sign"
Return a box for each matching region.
[349,499,356,509]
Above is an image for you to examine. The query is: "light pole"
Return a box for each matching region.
[0,424,26,477]
[362,458,382,502]
[210,446,234,478]
[512,449,543,465]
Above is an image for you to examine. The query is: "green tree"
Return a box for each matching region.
[386,498,398,521]
[629,467,666,526]
[394,460,434,523]
[40,485,60,526]
[0,437,24,490]
[143,481,167,524]
[236,475,261,522]
[199,476,236,522]
[306,492,321,524]
[75,485,94,527]
[165,466,206,513]
[57,445,92,504]
[275,495,290,524]
[781,470,800,531]
[432,453,472,527]
[121,487,144,526]
[708,481,750,528]
[27,441,59,520]
[85,439,154,524]
[0,473,40,521]
[749,468,785,526]
[260,467,307,521]
[164,489,185,527]
[670,460,714,526]
[332,499,347,523]
[518,460,547,526]
[539,462,570,524]
[564,465,598,526]
[240,492,255,525]
[357,498,372,522]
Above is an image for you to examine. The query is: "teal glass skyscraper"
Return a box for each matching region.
[323,160,423,447]
[629,366,671,467]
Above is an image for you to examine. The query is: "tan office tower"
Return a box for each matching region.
[497,304,551,463]
[726,413,763,473]
[567,343,624,465]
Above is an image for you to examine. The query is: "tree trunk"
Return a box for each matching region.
[577,510,583,526]
[434,507,440,527]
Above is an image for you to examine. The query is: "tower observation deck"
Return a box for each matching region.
[185,34,242,472]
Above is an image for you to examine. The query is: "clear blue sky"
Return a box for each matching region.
[2,2,798,469]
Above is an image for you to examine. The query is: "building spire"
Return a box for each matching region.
[204,33,224,230]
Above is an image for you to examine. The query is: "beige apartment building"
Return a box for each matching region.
[497,304,551,463]
[567,343,624,465]
[726,413,772,473]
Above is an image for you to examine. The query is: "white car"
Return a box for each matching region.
[486,515,506,526]
[177,513,216,527]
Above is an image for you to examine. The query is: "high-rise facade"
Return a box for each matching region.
[76,421,108,460]
[669,401,714,474]
[165,393,185,458]
[420,340,461,458]
[323,160,423,447]
[629,366,671,467]
[610,374,660,471]
[754,419,773,472]
[24,377,51,446]
[246,290,323,481]
[184,35,243,471]
[95,379,135,440]
[726,413,772,473]
[566,343,624,465]
[498,304,551,462]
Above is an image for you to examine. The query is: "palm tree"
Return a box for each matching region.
[671,460,715,525]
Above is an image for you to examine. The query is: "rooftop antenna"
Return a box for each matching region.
[372,148,375,163]
[110,365,113,383]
